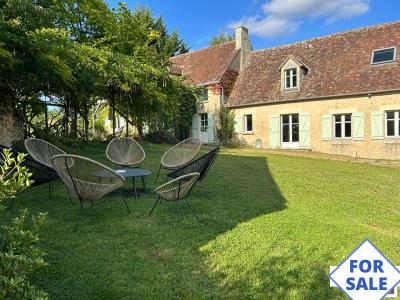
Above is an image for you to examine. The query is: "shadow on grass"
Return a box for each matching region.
[4,143,340,298]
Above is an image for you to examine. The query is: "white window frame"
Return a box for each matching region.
[200,113,208,132]
[385,111,400,138]
[333,114,352,139]
[280,114,299,148]
[371,47,396,65]
[284,68,298,90]
[244,114,253,133]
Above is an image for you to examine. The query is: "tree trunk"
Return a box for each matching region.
[70,108,78,139]
[125,117,129,137]
[84,116,89,143]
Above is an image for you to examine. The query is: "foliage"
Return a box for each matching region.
[173,85,198,140]
[209,32,234,46]
[0,0,195,141]
[216,107,235,146]
[0,209,48,299]
[0,149,48,299]
[0,150,31,202]
[143,131,177,144]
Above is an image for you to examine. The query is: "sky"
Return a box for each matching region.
[106,0,400,51]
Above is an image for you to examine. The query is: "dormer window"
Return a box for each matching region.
[371,47,396,65]
[284,68,297,90]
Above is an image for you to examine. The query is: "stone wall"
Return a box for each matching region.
[0,107,23,146]
[232,91,400,160]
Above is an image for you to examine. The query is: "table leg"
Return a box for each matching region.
[141,176,146,194]
[132,177,137,199]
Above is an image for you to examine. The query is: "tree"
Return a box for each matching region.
[209,32,234,46]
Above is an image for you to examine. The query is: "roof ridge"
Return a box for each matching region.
[171,41,235,59]
[253,20,400,54]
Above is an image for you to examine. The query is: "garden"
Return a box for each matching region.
[2,142,400,299]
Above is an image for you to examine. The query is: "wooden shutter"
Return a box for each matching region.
[234,114,243,133]
[269,115,280,149]
[192,114,199,139]
[299,113,311,148]
[207,112,215,143]
[371,111,384,139]
[321,115,332,140]
[352,112,364,140]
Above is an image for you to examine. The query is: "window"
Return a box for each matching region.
[284,68,297,89]
[334,114,352,138]
[200,88,208,102]
[385,111,400,137]
[371,47,396,65]
[200,113,208,132]
[281,114,299,144]
[244,114,253,132]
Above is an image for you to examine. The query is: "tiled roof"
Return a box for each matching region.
[170,41,239,85]
[227,21,400,107]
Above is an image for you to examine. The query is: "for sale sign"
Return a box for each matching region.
[330,239,400,300]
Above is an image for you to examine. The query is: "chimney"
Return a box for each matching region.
[235,26,251,69]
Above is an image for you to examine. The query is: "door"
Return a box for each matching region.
[199,113,208,143]
[281,114,299,149]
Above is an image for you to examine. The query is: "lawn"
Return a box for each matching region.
[5,142,400,299]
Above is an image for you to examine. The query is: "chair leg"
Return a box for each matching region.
[121,192,130,213]
[74,200,84,232]
[199,181,210,200]
[154,165,161,183]
[185,199,199,222]
[149,196,161,216]
[48,179,51,199]
[66,186,73,204]
[177,201,181,223]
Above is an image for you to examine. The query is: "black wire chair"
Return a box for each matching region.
[167,147,220,199]
[0,144,59,192]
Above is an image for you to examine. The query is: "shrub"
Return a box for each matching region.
[143,131,178,144]
[216,107,235,146]
[0,149,48,299]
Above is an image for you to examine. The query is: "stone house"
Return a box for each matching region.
[170,26,251,143]
[171,21,400,160]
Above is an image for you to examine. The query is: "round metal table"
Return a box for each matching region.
[115,168,151,198]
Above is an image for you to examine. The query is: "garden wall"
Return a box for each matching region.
[0,107,23,146]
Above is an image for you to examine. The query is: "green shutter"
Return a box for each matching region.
[371,111,384,139]
[234,114,243,133]
[352,112,364,140]
[269,115,280,149]
[192,114,199,139]
[321,115,332,140]
[299,113,311,149]
[207,112,215,143]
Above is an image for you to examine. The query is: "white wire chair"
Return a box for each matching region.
[149,172,200,222]
[25,138,66,168]
[106,137,145,167]
[51,154,129,215]
[154,138,201,183]
[24,138,66,198]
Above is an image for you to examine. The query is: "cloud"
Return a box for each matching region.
[229,15,300,38]
[229,0,370,38]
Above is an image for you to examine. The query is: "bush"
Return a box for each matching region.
[143,131,178,144]
[216,107,235,146]
[0,149,48,299]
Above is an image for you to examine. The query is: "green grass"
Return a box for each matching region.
[5,142,400,299]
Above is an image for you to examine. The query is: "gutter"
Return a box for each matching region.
[226,88,400,109]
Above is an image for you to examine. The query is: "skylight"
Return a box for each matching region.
[371,47,396,65]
